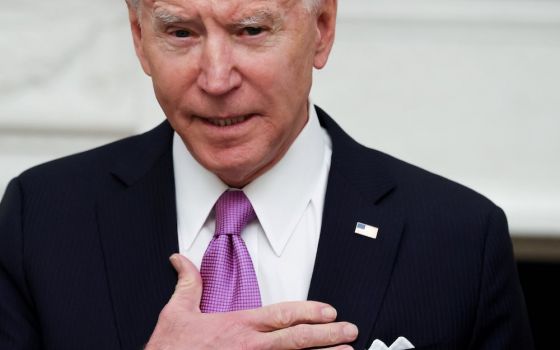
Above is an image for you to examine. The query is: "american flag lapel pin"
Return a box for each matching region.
[355,222,379,239]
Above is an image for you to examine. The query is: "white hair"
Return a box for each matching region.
[127,0,322,14]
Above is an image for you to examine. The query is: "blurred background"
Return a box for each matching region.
[1,0,559,347]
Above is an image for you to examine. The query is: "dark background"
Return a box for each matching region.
[517,260,559,349]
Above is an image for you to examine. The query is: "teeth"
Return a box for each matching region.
[208,115,248,127]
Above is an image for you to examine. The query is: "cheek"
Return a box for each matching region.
[152,66,196,118]
[246,55,309,108]
[270,44,314,95]
[145,45,198,104]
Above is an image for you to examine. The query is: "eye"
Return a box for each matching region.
[242,27,264,36]
[173,29,192,38]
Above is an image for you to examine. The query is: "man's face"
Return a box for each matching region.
[129,0,336,187]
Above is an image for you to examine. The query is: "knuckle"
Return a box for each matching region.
[308,302,322,321]
[328,323,339,343]
[224,314,249,334]
[157,305,176,323]
[218,316,260,350]
[274,307,293,328]
[175,276,196,291]
[292,324,312,349]
[238,337,253,350]
[236,309,255,327]
[240,337,266,350]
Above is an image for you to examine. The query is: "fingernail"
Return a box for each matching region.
[322,307,337,319]
[344,324,359,338]
[169,254,180,267]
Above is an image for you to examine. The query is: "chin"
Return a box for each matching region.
[214,161,265,188]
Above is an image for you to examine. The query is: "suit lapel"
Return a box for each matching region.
[309,109,405,350]
[94,114,402,349]
[97,122,180,349]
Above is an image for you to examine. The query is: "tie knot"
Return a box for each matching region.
[214,190,256,236]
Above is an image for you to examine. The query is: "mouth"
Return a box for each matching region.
[199,114,254,127]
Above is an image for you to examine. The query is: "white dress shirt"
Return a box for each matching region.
[173,104,332,305]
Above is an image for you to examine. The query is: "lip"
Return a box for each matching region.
[197,114,256,128]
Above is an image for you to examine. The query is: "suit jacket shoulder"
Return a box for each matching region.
[17,120,174,193]
[0,120,177,350]
[313,106,533,349]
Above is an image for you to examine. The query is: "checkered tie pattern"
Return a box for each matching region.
[200,190,262,312]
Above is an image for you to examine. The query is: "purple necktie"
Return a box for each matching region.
[200,190,262,312]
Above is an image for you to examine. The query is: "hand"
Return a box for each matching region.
[145,253,358,350]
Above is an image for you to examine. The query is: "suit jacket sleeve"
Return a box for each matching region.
[469,206,534,349]
[0,178,42,349]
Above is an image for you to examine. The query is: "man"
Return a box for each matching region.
[0,0,533,349]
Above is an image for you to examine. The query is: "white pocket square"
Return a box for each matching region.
[367,336,414,350]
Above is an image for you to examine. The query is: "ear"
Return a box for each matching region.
[313,0,337,70]
[127,1,152,76]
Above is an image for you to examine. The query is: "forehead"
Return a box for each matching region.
[144,0,302,19]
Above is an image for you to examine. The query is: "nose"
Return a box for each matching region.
[197,35,242,96]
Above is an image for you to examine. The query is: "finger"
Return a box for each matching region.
[246,301,338,331]
[168,253,202,312]
[266,322,358,350]
[316,346,354,350]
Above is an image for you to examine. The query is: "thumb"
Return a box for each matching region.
[168,253,202,312]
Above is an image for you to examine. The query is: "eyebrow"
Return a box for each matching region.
[235,9,281,28]
[152,7,282,31]
[152,8,191,26]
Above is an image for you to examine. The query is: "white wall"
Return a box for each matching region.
[1,0,559,235]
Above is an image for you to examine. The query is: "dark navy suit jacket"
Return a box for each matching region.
[0,108,533,349]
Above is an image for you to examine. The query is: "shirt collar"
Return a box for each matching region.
[173,135,228,252]
[173,103,327,256]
